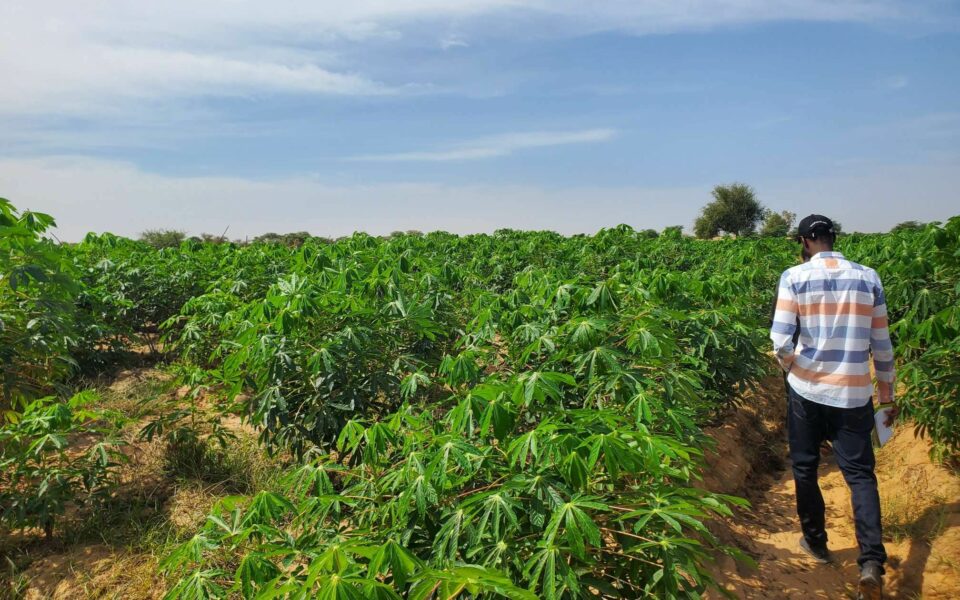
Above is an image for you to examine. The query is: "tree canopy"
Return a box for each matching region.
[139,229,186,249]
[760,210,796,238]
[693,183,765,238]
[891,221,925,233]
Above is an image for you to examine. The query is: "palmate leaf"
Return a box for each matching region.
[512,371,576,408]
[523,545,561,600]
[400,370,431,399]
[285,461,337,498]
[162,569,228,600]
[467,490,520,544]
[235,552,281,599]
[627,389,656,424]
[439,351,482,388]
[302,541,382,584]
[584,431,644,482]
[241,491,295,527]
[559,452,589,491]
[428,437,483,490]
[572,345,622,380]
[368,539,423,588]
[479,394,515,440]
[585,280,619,312]
[506,423,553,467]
[262,573,401,600]
[410,565,539,600]
[161,534,221,572]
[446,394,482,436]
[406,473,439,517]
[433,508,470,562]
[565,317,608,348]
[206,508,246,539]
[542,495,606,559]
[336,420,366,455]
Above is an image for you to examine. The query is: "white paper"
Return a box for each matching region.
[874,407,894,447]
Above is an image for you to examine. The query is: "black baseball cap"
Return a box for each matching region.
[797,214,836,239]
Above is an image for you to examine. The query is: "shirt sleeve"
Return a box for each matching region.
[770,271,799,372]
[870,275,896,403]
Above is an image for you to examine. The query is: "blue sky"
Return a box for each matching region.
[1,1,959,239]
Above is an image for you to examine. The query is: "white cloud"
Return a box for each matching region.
[440,35,470,50]
[879,75,909,90]
[1,156,957,241]
[0,1,950,118]
[349,128,617,161]
[0,32,390,118]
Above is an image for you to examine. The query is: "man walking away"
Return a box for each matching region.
[770,215,899,600]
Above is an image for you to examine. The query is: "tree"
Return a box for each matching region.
[199,232,230,244]
[891,221,924,233]
[661,225,684,239]
[693,183,765,239]
[140,229,186,249]
[253,231,312,247]
[760,210,796,238]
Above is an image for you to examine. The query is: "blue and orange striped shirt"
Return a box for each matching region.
[770,251,895,409]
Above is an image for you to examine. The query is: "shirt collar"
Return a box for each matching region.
[811,251,845,261]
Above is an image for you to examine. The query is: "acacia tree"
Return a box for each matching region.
[694,183,765,238]
[140,229,186,249]
[891,221,924,233]
[760,210,796,238]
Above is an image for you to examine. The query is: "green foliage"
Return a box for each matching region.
[0,391,127,539]
[159,398,751,598]
[661,225,684,239]
[0,198,84,406]
[2,195,959,596]
[147,228,774,597]
[694,183,765,238]
[253,231,315,247]
[890,220,925,233]
[760,210,796,238]
[141,229,188,249]
[840,218,960,459]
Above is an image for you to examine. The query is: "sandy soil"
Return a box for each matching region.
[705,377,960,599]
[20,546,164,600]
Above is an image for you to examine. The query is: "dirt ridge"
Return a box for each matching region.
[703,377,960,599]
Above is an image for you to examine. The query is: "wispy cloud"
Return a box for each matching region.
[0,1,952,119]
[349,128,617,161]
[440,35,470,50]
[878,75,909,90]
[0,39,391,117]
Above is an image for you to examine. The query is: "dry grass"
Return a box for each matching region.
[882,488,949,544]
[166,483,223,535]
[19,546,164,600]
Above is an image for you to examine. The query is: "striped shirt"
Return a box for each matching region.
[770,251,895,409]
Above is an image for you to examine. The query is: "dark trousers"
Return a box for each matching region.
[787,387,887,568]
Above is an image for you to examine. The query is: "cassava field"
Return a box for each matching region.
[1,197,959,599]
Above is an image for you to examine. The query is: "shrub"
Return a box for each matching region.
[0,391,126,539]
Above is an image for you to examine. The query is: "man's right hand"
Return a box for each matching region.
[880,403,900,428]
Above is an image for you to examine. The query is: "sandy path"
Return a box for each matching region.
[707,377,960,599]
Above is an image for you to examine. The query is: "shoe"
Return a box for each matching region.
[798,536,832,564]
[858,561,883,600]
